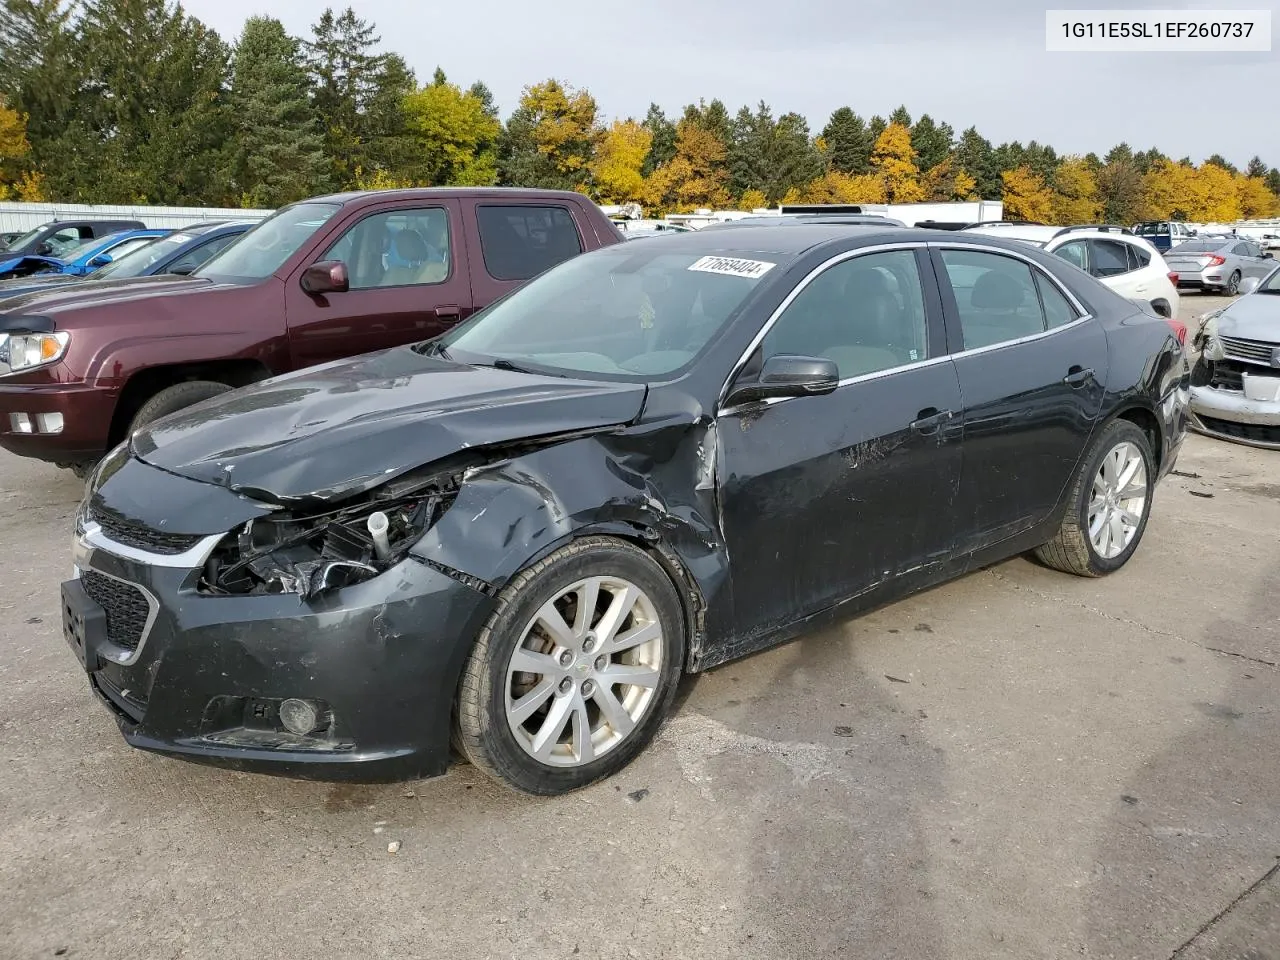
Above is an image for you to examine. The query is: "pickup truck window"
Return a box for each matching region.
[323,207,450,289]
[197,202,341,282]
[476,205,583,282]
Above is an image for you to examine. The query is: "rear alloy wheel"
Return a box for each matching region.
[455,537,685,795]
[1035,419,1155,577]
[1226,271,1241,296]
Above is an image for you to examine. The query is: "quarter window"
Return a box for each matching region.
[1035,273,1080,329]
[940,249,1049,349]
[762,250,928,379]
[1054,240,1088,272]
[322,208,450,290]
[477,205,583,282]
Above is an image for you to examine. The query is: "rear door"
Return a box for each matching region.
[465,201,588,310]
[1235,241,1272,280]
[284,199,472,368]
[933,244,1109,553]
[1087,238,1141,298]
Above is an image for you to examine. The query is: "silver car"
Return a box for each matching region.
[1189,267,1280,448]
[1165,237,1275,295]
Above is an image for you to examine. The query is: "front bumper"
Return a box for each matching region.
[62,522,496,781]
[1189,383,1280,449]
[0,379,117,463]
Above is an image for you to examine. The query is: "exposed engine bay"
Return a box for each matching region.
[199,466,463,599]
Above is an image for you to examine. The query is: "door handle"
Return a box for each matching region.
[1063,366,1095,387]
[910,407,953,436]
[434,305,461,322]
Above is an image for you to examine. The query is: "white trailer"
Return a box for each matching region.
[0,201,272,233]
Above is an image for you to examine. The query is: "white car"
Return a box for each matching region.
[963,223,1180,319]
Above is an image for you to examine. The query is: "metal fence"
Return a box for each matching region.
[0,201,273,232]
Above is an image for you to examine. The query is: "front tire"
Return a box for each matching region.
[1035,419,1155,577]
[455,537,686,795]
[1225,271,1241,296]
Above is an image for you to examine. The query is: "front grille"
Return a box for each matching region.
[1209,360,1245,391]
[1197,415,1280,445]
[1220,335,1278,367]
[88,505,204,555]
[80,570,151,652]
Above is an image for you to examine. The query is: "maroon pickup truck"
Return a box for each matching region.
[0,188,623,474]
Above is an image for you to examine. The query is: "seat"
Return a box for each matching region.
[966,270,1043,347]
[381,229,430,287]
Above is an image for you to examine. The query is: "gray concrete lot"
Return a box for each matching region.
[3,293,1278,960]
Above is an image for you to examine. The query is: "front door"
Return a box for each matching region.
[717,246,964,637]
[285,200,473,369]
[932,245,1109,553]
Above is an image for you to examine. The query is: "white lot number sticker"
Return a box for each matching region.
[688,255,775,279]
[168,234,193,243]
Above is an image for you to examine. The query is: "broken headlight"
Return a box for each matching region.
[199,468,460,599]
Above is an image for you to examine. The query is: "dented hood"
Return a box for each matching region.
[131,347,647,503]
[1215,293,1280,342]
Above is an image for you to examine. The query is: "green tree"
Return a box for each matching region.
[682,98,732,146]
[728,103,821,204]
[497,79,599,191]
[75,0,232,203]
[867,114,887,145]
[1267,168,1280,196]
[1104,143,1134,166]
[402,69,500,186]
[468,80,498,119]
[910,114,953,172]
[1205,153,1236,174]
[226,16,326,207]
[641,103,676,175]
[1245,155,1268,179]
[889,104,912,128]
[954,127,998,199]
[820,107,870,174]
[1133,147,1167,175]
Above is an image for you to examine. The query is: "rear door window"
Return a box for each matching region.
[1053,240,1088,272]
[476,205,583,281]
[939,249,1049,350]
[1088,239,1132,278]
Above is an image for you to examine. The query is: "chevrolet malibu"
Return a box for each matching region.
[62,226,1190,795]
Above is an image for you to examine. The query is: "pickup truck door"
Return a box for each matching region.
[284,199,473,369]
[463,200,592,310]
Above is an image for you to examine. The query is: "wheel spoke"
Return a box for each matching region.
[605,621,661,656]
[591,683,635,737]
[594,584,638,646]
[570,694,593,764]
[573,578,601,637]
[534,600,576,648]
[1101,450,1118,487]
[531,693,573,758]
[509,646,560,678]
[1088,509,1107,541]
[1108,511,1126,552]
[599,663,660,689]
[1118,507,1142,528]
[1099,511,1113,555]
[508,677,556,725]
[1118,481,1146,501]
[1116,455,1142,492]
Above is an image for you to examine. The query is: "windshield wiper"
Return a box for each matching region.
[487,357,537,374]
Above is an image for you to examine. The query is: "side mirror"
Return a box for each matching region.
[36,242,52,256]
[1263,252,1274,260]
[300,260,349,295]
[168,263,195,276]
[1238,277,1261,296]
[726,355,840,406]
[88,253,112,267]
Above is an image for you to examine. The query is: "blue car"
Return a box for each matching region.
[0,228,170,281]
[0,221,255,300]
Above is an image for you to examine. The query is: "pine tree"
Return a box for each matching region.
[1267,168,1280,196]
[1205,153,1236,173]
[1245,156,1268,179]
[889,105,912,128]
[468,81,498,119]
[954,127,998,199]
[868,115,887,146]
[227,17,326,207]
[910,115,953,172]
[641,103,676,175]
[821,107,870,175]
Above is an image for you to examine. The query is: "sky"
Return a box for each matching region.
[182,0,1280,168]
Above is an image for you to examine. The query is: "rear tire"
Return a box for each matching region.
[1225,271,1241,296]
[1035,419,1155,578]
[128,380,231,435]
[455,536,686,795]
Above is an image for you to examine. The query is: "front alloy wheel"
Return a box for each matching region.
[455,537,685,795]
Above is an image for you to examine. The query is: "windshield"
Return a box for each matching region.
[61,234,118,261]
[1134,222,1173,236]
[94,232,194,279]
[3,226,43,251]
[195,203,340,281]
[437,247,773,380]
[1260,266,1280,293]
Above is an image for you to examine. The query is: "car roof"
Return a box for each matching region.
[308,187,593,205]
[702,214,907,229]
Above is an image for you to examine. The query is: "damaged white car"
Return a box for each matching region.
[1190,267,1280,448]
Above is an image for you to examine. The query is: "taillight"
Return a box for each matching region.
[1167,271,1178,283]
[1206,255,1226,266]
[1164,318,1187,345]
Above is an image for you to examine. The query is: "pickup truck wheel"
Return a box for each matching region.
[129,381,232,435]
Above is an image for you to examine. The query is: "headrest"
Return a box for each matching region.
[393,229,428,263]
[971,271,1025,310]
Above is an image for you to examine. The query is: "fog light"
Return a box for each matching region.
[36,412,64,434]
[279,698,321,735]
[9,412,32,433]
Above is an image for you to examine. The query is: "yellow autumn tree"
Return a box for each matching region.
[1049,156,1102,224]
[1237,173,1280,219]
[644,119,730,212]
[922,157,978,202]
[739,188,768,210]
[0,100,43,201]
[590,119,651,204]
[1001,166,1055,222]
[801,170,887,204]
[1197,163,1242,222]
[1142,159,1202,220]
[870,123,925,203]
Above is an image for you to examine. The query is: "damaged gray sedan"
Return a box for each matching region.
[62,226,1188,794]
[1190,267,1280,448]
